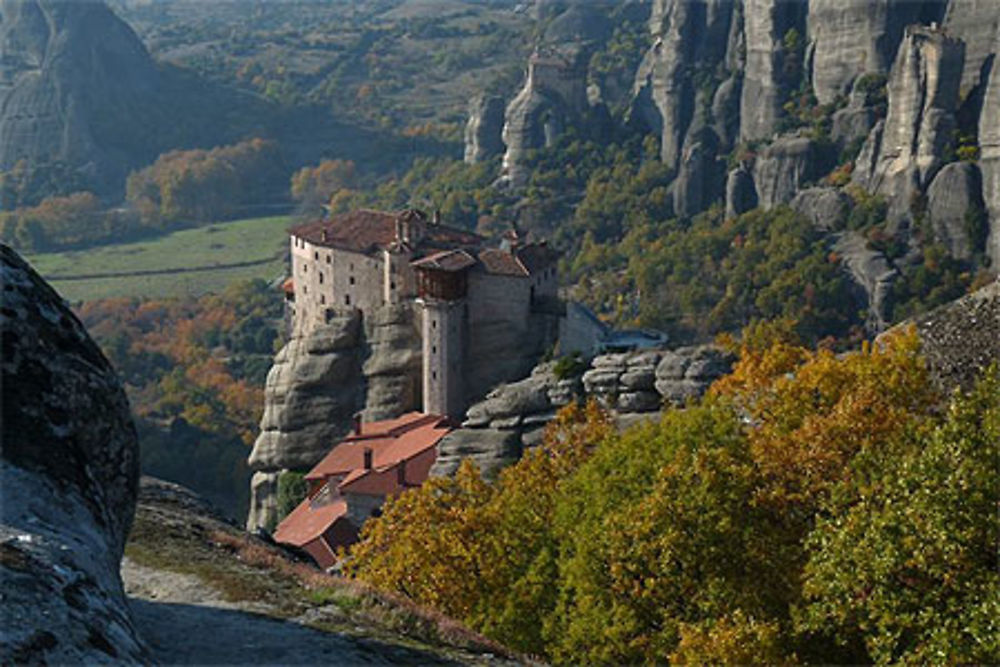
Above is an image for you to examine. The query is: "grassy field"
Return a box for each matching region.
[24,216,291,302]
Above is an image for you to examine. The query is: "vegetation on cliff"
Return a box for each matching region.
[347,330,999,663]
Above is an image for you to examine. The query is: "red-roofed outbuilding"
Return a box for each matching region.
[273,412,454,569]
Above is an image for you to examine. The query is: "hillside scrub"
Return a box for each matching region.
[346,330,999,663]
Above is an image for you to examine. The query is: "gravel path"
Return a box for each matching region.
[122,558,456,665]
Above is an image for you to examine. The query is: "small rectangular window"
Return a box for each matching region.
[319,273,324,284]
[345,294,351,306]
[349,276,355,285]
[432,345,437,354]
[314,251,319,260]
[326,255,331,264]
[432,320,437,329]
[432,371,437,380]
[320,295,325,304]
[391,281,396,290]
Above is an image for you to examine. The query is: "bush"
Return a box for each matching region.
[276,471,309,523]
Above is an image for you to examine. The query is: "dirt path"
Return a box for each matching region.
[122,558,456,665]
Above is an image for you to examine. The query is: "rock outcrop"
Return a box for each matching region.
[431,344,734,478]
[1,245,146,663]
[853,25,966,223]
[0,0,163,194]
[791,187,852,231]
[630,0,737,168]
[463,95,506,164]
[753,136,831,209]
[726,165,759,218]
[926,161,986,259]
[740,0,805,142]
[500,46,590,187]
[806,0,925,105]
[942,0,1000,96]
[833,231,898,332]
[885,278,1000,391]
[979,26,1000,266]
[247,311,367,531]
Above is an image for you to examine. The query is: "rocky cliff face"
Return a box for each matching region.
[853,25,966,223]
[246,306,423,531]
[431,344,734,479]
[1,245,146,663]
[0,0,164,194]
[979,25,1000,266]
[464,95,506,165]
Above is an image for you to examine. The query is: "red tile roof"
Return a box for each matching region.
[476,242,558,277]
[411,249,478,272]
[289,209,484,255]
[305,412,449,481]
[273,497,348,548]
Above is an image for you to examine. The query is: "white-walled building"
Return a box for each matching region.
[286,208,559,417]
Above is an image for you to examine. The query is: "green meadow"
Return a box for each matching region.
[25,216,291,302]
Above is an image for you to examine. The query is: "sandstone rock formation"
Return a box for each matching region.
[791,187,851,231]
[853,26,966,223]
[740,0,805,142]
[926,161,986,259]
[463,95,506,164]
[884,278,1000,391]
[806,0,925,105]
[1,245,146,663]
[431,345,734,479]
[753,136,831,209]
[0,0,163,193]
[979,26,1000,266]
[630,0,737,168]
[942,0,1000,95]
[247,311,367,531]
[833,231,898,332]
[500,46,590,187]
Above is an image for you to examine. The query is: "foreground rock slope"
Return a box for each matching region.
[1,244,145,663]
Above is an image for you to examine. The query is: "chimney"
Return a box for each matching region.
[432,209,441,225]
[396,459,407,487]
[395,218,404,245]
[352,413,362,435]
[321,229,328,243]
[363,447,373,470]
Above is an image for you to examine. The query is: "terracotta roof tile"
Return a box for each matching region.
[411,249,478,272]
[477,248,528,276]
[273,497,348,548]
[289,209,484,255]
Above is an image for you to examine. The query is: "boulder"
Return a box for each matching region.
[791,187,852,231]
[463,95,506,164]
[654,344,735,404]
[429,428,523,479]
[926,161,986,259]
[0,245,146,663]
[754,136,831,209]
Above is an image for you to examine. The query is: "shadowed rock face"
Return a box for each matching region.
[464,95,506,164]
[0,0,163,193]
[1,244,145,663]
[979,25,1000,266]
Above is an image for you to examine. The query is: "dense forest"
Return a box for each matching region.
[347,330,999,664]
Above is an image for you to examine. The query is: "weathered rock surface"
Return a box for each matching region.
[853,26,966,222]
[884,278,1000,391]
[740,0,805,142]
[0,0,163,193]
[791,187,851,231]
[501,46,589,187]
[726,165,758,218]
[361,304,422,422]
[754,136,831,209]
[979,25,1000,266]
[463,95,506,164]
[247,311,365,530]
[926,161,986,259]
[806,0,925,105]
[943,0,1000,96]
[673,128,725,218]
[434,344,734,478]
[631,0,736,168]
[833,231,898,332]
[1,244,146,663]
